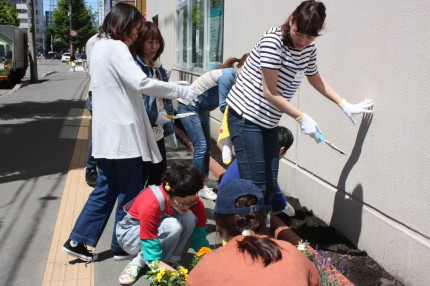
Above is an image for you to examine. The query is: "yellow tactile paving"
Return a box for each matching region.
[43,107,95,286]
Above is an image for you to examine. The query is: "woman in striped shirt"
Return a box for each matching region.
[226,0,373,205]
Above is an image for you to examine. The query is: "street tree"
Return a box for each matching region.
[52,0,97,53]
[0,0,19,26]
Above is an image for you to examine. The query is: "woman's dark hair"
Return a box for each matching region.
[136,21,165,61]
[100,3,144,43]
[281,0,326,45]
[217,53,249,69]
[161,163,203,197]
[214,195,282,266]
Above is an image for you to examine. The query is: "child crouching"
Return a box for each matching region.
[116,163,210,285]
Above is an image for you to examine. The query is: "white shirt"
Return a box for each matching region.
[90,38,180,162]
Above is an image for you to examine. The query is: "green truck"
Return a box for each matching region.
[0,25,28,85]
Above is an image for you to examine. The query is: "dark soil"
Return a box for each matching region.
[209,139,404,286]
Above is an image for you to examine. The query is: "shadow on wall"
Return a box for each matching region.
[331,112,374,246]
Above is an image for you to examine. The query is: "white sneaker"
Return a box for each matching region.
[198,187,217,200]
[282,202,296,217]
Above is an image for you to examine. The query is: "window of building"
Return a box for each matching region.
[176,0,224,72]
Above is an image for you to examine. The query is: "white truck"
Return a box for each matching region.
[0,25,28,85]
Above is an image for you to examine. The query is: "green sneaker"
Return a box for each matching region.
[119,262,141,285]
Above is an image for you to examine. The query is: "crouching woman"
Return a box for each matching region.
[187,179,320,286]
[116,163,210,285]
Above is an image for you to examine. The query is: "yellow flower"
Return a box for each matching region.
[196,246,212,257]
[156,268,166,282]
[179,266,188,276]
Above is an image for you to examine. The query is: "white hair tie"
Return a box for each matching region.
[242,230,256,237]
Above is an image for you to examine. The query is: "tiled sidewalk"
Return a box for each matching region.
[42,109,94,286]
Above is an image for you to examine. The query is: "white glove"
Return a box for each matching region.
[155,112,171,126]
[171,80,189,86]
[165,133,178,149]
[297,113,322,143]
[339,98,373,124]
[175,84,198,104]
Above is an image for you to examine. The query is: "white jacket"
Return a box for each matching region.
[90,38,180,162]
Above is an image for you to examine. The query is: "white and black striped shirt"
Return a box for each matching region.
[226,27,318,128]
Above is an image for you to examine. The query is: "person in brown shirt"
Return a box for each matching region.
[186,179,320,286]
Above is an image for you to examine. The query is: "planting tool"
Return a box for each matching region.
[317,132,347,155]
[165,112,196,120]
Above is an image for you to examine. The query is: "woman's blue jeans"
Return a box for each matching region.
[178,103,211,179]
[70,157,143,253]
[227,108,279,205]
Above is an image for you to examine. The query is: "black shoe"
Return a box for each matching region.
[85,170,97,187]
[62,239,98,262]
[113,250,135,261]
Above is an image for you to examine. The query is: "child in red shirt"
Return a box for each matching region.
[116,163,209,285]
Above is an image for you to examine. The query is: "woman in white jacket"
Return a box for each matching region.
[62,3,197,262]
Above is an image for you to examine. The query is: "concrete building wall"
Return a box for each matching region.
[146,1,430,285]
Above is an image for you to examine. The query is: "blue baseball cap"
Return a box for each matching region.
[214,179,272,215]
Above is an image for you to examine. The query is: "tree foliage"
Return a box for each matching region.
[0,0,19,26]
[50,0,97,53]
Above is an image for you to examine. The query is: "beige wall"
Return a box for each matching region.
[146,1,430,285]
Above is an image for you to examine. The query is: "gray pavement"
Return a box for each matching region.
[0,61,219,286]
[0,62,89,285]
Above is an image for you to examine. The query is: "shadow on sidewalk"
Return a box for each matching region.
[0,99,86,184]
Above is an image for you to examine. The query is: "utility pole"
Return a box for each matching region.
[69,0,73,54]
[26,0,38,82]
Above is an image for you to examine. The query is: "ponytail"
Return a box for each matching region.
[217,53,249,69]
[237,236,283,267]
[214,195,282,266]
[217,57,240,69]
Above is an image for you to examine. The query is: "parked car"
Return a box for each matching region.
[46,51,61,59]
[61,52,71,62]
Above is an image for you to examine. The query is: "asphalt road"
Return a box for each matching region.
[0,60,89,285]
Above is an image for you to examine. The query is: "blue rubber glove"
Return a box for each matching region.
[190,226,209,251]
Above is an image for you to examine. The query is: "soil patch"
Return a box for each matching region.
[210,139,404,286]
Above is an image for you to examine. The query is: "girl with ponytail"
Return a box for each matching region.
[187,179,320,286]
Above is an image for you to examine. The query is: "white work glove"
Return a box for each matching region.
[175,84,198,104]
[170,80,189,86]
[297,113,322,143]
[339,98,373,124]
[155,112,171,126]
[164,133,178,149]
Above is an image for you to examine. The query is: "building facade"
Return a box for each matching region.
[15,0,45,54]
[146,1,430,285]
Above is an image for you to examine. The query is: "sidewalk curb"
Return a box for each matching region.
[5,71,58,96]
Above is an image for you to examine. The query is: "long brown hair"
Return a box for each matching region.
[214,195,282,266]
[100,3,144,43]
[281,0,326,46]
[217,53,249,69]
